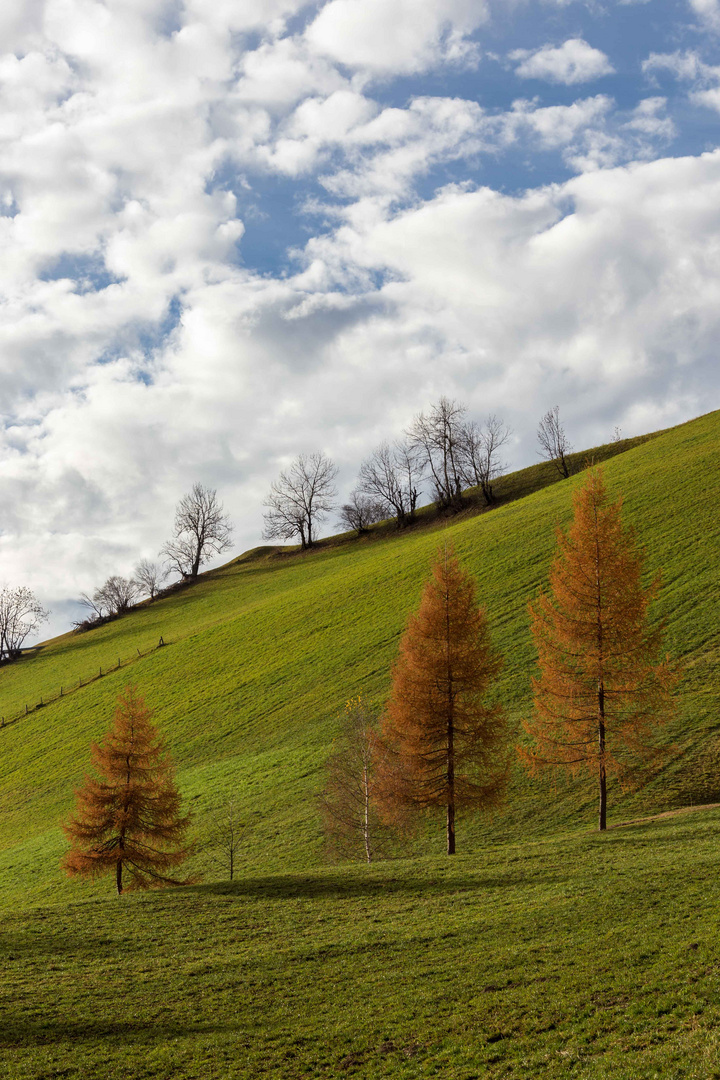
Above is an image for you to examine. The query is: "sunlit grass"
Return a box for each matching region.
[0,410,718,914]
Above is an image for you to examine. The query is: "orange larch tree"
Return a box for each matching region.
[521,467,677,831]
[376,546,509,855]
[62,685,194,894]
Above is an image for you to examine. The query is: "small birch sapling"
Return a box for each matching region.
[319,697,390,863]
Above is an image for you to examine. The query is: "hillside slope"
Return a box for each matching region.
[1,410,719,910]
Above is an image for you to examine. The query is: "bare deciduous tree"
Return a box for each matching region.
[78,576,138,626]
[337,491,384,535]
[537,405,572,479]
[204,801,244,881]
[97,576,139,614]
[358,440,422,528]
[0,586,49,662]
[161,483,233,580]
[133,559,168,601]
[77,590,107,625]
[459,415,512,506]
[319,698,391,863]
[407,397,467,512]
[262,453,338,550]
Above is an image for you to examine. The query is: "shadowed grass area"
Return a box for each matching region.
[2,810,720,1078]
[0,410,719,915]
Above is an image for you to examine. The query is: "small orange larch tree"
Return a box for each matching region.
[62,685,194,894]
[521,467,677,831]
[376,546,509,855]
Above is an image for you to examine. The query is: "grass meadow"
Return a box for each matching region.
[2,409,720,1077]
[3,810,720,1079]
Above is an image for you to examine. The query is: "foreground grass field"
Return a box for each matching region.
[3,808,720,1079]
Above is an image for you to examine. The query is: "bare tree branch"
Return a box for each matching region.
[319,698,393,863]
[132,559,168,601]
[96,576,139,614]
[204,801,244,881]
[407,397,467,511]
[357,440,422,528]
[337,491,384,535]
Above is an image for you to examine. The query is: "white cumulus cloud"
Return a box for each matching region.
[687,0,720,28]
[305,0,486,75]
[511,38,615,85]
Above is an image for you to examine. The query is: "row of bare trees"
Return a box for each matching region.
[262,398,520,550]
[352,400,513,525]
[2,400,572,652]
[76,483,234,630]
[262,400,576,551]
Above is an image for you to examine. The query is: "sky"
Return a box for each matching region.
[1,0,719,641]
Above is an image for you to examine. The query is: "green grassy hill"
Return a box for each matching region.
[1,411,719,912]
[3,409,720,1079]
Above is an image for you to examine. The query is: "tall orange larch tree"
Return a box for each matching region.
[521,467,677,831]
[376,546,509,855]
[62,685,194,894]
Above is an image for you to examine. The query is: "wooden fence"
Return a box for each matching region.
[0,636,168,730]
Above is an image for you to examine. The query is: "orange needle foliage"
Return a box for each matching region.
[521,467,678,831]
[62,685,195,894]
[376,546,509,855]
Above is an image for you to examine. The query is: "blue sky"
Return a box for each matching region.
[0,0,719,637]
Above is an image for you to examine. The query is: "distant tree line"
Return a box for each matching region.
[262,399,578,551]
[3,398,573,652]
[73,482,233,632]
[262,396,519,550]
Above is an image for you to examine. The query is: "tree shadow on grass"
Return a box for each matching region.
[1,923,147,961]
[0,1018,233,1049]
[185,867,565,901]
